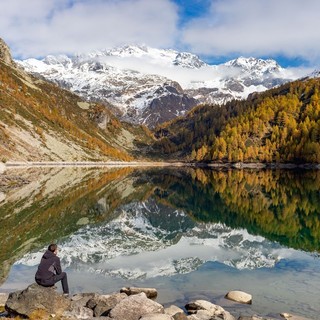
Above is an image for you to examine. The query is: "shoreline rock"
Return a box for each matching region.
[120,287,158,299]
[5,283,70,318]
[225,290,252,304]
[2,284,314,320]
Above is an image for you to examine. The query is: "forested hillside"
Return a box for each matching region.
[154,77,320,163]
[0,38,153,162]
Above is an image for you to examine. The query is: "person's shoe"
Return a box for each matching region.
[63,293,69,298]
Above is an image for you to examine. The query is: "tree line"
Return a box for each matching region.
[154,78,320,163]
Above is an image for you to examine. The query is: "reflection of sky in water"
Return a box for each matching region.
[3,204,320,318]
[3,253,320,318]
[16,205,286,278]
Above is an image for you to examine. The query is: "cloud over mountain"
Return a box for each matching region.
[1,0,320,67]
[0,0,179,58]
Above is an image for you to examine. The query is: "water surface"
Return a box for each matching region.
[0,167,319,318]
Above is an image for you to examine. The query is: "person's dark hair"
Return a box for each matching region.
[48,243,57,252]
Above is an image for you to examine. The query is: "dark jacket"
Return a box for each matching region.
[35,250,62,282]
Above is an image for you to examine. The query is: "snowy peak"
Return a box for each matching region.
[30,45,207,71]
[107,44,150,57]
[43,54,72,67]
[225,56,282,74]
[86,45,207,69]
[173,52,206,69]
[17,45,302,127]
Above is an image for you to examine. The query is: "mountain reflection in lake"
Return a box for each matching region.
[1,167,320,318]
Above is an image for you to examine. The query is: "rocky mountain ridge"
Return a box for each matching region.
[18,45,299,127]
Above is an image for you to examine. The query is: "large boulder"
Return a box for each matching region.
[86,292,127,317]
[185,300,235,320]
[108,292,164,320]
[225,290,252,304]
[5,283,71,318]
[120,287,158,299]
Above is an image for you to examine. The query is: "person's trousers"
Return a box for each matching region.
[53,272,69,294]
[36,272,69,294]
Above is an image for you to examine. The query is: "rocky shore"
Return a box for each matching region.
[0,284,312,320]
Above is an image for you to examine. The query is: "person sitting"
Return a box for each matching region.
[35,243,69,295]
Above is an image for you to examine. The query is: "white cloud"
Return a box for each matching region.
[181,0,320,65]
[1,0,319,67]
[96,55,224,88]
[0,0,179,58]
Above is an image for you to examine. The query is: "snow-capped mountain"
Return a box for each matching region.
[18,45,300,127]
[17,198,286,280]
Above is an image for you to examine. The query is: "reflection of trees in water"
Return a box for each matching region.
[150,169,320,253]
[0,167,138,285]
[1,167,319,285]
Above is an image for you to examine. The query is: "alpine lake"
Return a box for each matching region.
[0,166,319,319]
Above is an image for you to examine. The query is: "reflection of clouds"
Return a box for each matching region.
[6,252,320,319]
[7,200,320,320]
[17,202,289,280]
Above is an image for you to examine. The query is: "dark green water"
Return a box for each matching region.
[0,167,320,318]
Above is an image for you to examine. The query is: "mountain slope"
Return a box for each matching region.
[18,45,297,128]
[153,77,320,163]
[0,39,153,162]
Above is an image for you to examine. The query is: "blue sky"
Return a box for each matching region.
[174,0,212,25]
[0,0,319,69]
